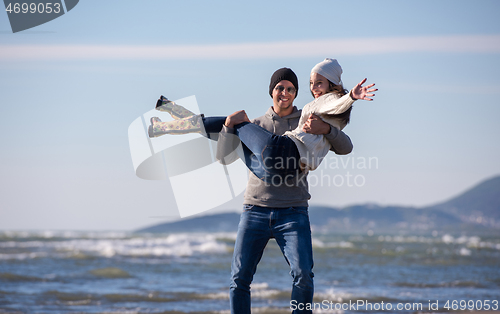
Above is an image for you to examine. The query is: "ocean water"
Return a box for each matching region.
[0,229,499,313]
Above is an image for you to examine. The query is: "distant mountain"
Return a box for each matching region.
[306,204,464,234]
[137,212,240,233]
[426,175,500,221]
[136,175,500,235]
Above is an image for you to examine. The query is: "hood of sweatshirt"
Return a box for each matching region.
[264,105,301,120]
[256,106,302,135]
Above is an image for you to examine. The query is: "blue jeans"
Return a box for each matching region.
[230,205,314,314]
[203,117,302,183]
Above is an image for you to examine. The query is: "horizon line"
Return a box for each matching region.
[1,34,500,61]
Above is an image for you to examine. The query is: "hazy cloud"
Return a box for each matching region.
[1,35,499,61]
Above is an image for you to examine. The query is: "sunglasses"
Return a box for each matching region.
[274,85,296,94]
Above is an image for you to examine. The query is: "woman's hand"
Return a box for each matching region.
[224,110,251,128]
[302,114,331,135]
[351,78,377,101]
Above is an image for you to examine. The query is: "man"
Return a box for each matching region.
[217,68,352,314]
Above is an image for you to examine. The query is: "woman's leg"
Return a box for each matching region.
[205,119,302,181]
[156,96,196,119]
[148,115,226,139]
[233,122,301,182]
[149,115,302,181]
[202,116,227,135]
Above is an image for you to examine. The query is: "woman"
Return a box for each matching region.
[149,59,376,183]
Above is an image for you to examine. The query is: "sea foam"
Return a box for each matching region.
[0,231,233,260]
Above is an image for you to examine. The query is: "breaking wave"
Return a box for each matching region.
[0,231,234,260]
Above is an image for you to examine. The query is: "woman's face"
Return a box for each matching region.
[310,72,329,98]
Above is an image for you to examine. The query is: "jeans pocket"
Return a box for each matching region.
[243,204,255,212]
[290,206,308,215]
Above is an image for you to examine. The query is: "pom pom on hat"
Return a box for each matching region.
[269,67,299,98]
[311,58,343,86]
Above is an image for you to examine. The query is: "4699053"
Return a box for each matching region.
[444,300,498,311]
[5,2,62,14]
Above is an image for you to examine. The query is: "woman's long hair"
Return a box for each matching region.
[322,81,352,126]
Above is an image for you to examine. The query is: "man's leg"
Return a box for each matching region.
[230,205,272,314]
[273,206,314,314]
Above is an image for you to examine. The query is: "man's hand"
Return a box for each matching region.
[351,78,377,101]
[224,110,251,128]
[302,114,331,135]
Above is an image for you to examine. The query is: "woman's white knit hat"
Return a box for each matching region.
[311,58,343,86]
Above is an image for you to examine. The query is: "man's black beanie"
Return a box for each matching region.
[269,67,299,98]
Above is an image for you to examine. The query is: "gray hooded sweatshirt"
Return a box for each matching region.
[216,106,353,208]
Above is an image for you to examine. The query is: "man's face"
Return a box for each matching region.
[272,80,296,117]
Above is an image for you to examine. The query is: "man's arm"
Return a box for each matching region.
[302,114,353,155]
[215,125,241,165]
[215,110,251,165]
[324,125,353,155]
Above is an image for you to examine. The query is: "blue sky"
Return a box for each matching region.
[1,0,499,230]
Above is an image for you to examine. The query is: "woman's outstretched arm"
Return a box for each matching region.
[350,78,377,101]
